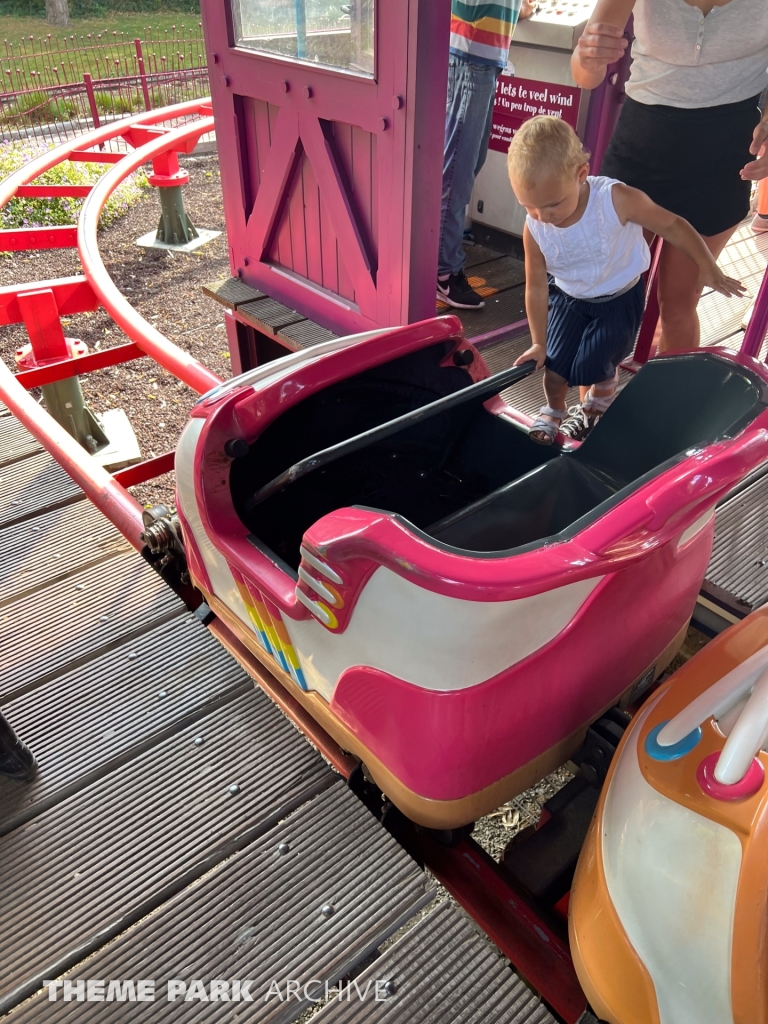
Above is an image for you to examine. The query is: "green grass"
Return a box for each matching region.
[0,13,205,90]
[0,13,202,44]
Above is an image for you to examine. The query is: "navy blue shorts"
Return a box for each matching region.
[545,278,645,387]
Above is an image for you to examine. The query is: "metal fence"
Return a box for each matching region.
[0,24,210,145]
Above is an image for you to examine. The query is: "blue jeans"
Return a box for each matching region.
[439,54,500,277]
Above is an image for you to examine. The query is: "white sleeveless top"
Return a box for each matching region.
[526,176,650,300]
[626,0,768,108]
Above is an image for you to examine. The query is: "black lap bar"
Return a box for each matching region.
[245,360,537,511]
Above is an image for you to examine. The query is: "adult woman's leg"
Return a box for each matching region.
[656,224,741,352]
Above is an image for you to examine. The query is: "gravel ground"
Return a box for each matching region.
[0,152,232,509]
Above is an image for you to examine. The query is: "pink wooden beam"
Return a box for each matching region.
[245,107,302,260]
[633,237,663,364]
[741,267,768,360]
[300,112,377,316]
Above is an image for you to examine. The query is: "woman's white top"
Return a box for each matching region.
[526,176,650,300]
[626,0,768,108]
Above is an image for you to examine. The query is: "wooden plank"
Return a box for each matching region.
[0,689,331,1013]
[202,277,266,310]
[278,320,339,349]
[287,152,310,280]
[0,416,41,467]
[351,123,376,265]
[0,499,129,607]
[8,785,430,1023]
[0,452,81,529]
[303,151,325,285]
[303,113,375,313]
[320,170,340,296]
[238,297,306,336]
[246,104,301,264]
[0,614,252,835]
[316,902,557,1024]
[0,550,182,704]
[449,282,527,337]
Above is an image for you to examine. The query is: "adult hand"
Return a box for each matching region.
[574,22,628,77]
[520,0,537,18]
[741,116,768,181]
[698,266,746,299]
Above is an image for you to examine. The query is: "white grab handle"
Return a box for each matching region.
[656,644,768,748]
[715,666,768,784]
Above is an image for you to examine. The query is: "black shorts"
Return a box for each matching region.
[545,278,645,387]
[601,94,761,237]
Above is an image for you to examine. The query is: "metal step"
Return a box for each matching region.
[449,284,527,339]
[467,255,526,294]
[0,498,130,607]
[0,450,81,528]
[0,614,252,835]
[0,688,332,1013]
[6,782,430,1023]
[704,469,768,616]
[464,244,509,269]
[0,415,41,467]
[0,550,182,703]
[278,319,339,349]
[315,901,557,1024]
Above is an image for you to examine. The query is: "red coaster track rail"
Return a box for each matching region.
[0,99,220,549]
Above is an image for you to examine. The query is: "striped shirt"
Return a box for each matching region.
[450,0,523,68]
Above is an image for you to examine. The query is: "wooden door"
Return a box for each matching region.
[201,0,450,335]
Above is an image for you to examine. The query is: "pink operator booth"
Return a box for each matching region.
[190,0,768,833]
[199,0,625,354]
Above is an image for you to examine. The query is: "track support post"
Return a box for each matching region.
[136,149,220,253]
[13,287,141,470]
[14,289,108,453]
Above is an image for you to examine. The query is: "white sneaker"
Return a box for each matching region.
[751,214,768,234]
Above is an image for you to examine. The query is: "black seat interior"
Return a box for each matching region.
[430,352,767,554]
[231,348,765,569]
[231,342,556,569]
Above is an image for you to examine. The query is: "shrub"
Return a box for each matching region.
[2,91,81,127]
[0,139,148,233]
[93,91,138,115]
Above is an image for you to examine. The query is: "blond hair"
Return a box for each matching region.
[507,115,589,188]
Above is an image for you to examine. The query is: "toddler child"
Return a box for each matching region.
[508,116,744,443]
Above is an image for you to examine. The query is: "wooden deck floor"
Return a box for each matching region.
[0,411,555,1024]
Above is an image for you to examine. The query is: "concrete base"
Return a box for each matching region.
[91,408,142,472]
[134,228,221,254]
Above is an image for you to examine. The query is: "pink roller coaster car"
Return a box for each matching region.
[174,314,768,829]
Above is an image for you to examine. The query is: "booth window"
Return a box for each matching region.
[232,0,375,77]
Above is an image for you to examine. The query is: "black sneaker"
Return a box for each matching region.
[437,271,485,309]
[0,713,37,781]
[560,405,599,442]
